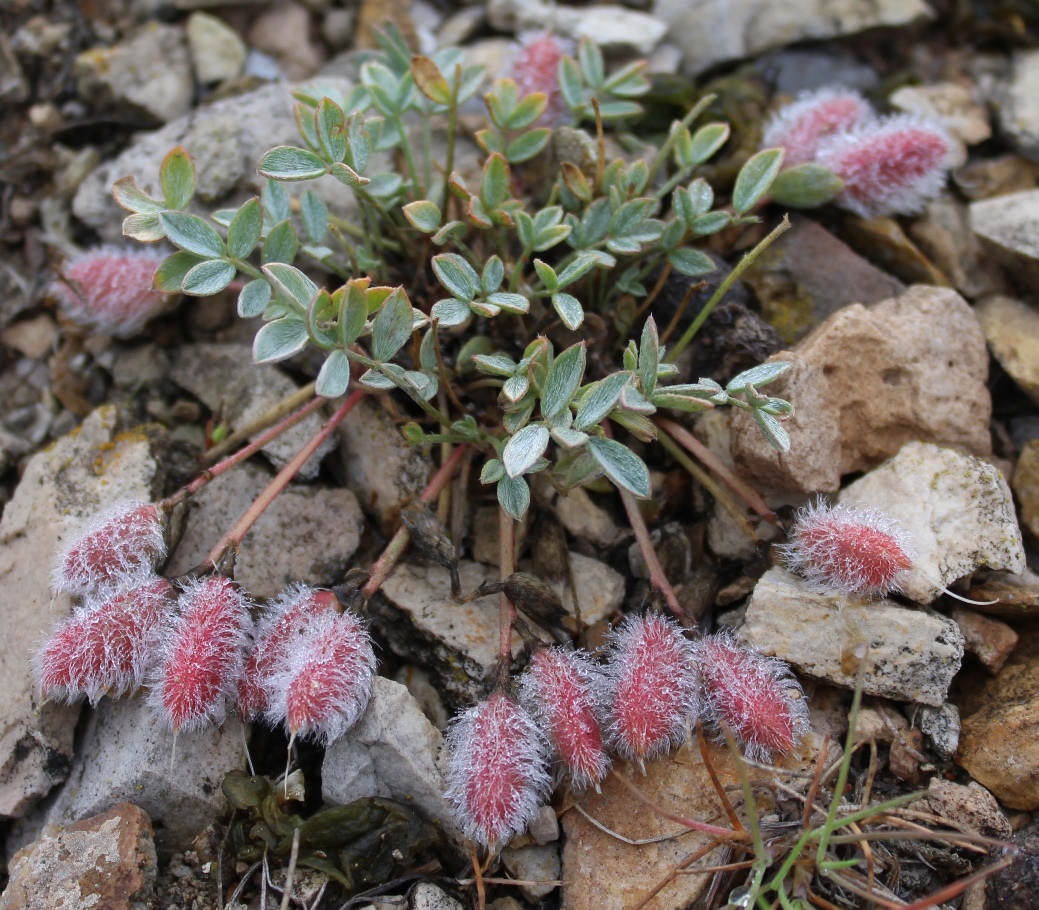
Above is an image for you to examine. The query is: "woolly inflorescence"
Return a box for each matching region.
[511,32,570,128]
[779,500,915,598]
[53,246,169,338]
[815,116,952,218]
[263,608,377,745]
[694,633,810,762]
[520,648,611,791]
[237,584,340,719]
[444,692,551,849]
[36,576,172,705]
[601,613,701,765]
[151,576,252,732]
[761,89,872,167]
[52,500,167,596]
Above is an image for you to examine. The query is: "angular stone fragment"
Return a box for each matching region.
[488,0,666,54]
[971,189,1039,282]
[186,11,246,84]
[993,49,1039,162]
[926,778,1012,839]
[838,442,1025,603]
[918,702,960,759]
[976,296,1039,405]
[731,286,991,492]
[952,606,1019,673]
[741,568,963,706]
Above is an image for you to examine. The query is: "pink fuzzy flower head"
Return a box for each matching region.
[264,609,376,745]
[36,576,172,705]
[511,32,569,127]
[444,692,551,850]
[762,89,872,167]
[53,500,167,596]
[694,633,809,762]
[815,116,952,217]
[237,584,340,720]
[779,500,915,599]
[602,613,701,767]
[53,246,169,338]
[520,648,610,791]
[151,576,252,732]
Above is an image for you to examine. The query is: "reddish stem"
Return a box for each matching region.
[361,443,469,600]
[165,395,326,509]
[498,507,517,662]
[204,390,366,569]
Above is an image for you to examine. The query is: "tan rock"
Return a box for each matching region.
[2,803,156,910]
[957,635,1039,809]
[730,285,991,492]
[0,315,57,360]
[248,2,325,81]
[977,296,1039,405]
[1013,440,1039,544]
[890,82,991,167]
[971,188,1039,282]
[926,778,1012,839]
[952,606,1019,673]
[966,567,1039,621]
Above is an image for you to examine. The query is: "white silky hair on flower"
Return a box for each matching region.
[761,88,873,167]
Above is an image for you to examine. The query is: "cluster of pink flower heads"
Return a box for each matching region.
[53,246,169,338]
[763,88,952,217]
[510,32,571,128]
[445,614,809,850]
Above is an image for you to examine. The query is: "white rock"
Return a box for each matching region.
[994,49,1039,162]
[186,11,246,85]
[527,804,560,844]
[411,883,464,910]
[166,461,363,599]
[501,843,561,900]
[553,486,621,548]
[487,0,667,55]
[971,188,1039,277]
[0,406,163,817]
[247,2,325,81]
[741,567,964,706]
[43,694,247,858]
[653,0,931,77]
[918,702,960,759]
[837,441,1025,603]
[391,665,449,730]
[336,397,431,533]
[322,678,457,843]
[171,343,333,481]
[976,296,1039,405]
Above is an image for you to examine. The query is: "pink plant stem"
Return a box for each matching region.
[654,417,777,524]
[204,391,366,569]
[361,444,469,600]
[498,507,517,662]
[165,395,326,509]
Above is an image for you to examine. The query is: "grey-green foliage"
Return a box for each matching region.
[113,24,794,519]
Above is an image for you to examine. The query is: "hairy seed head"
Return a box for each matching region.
[762,89,872,167]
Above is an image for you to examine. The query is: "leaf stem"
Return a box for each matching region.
[498,507,517,662]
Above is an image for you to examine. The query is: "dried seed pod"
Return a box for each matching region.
[400,501,460,598]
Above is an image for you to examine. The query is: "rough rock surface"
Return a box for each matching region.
[171,343,334,480]
[337,397,431,533]
[730,286,991,492]
[1013,440,1039,544]
[958,635,1039,810]
[1,803,156,910]
[0,406,165,817]
[653,0,932,77]
[411,883,464,910]
[952,606,1019,673]
[966,567,1039,621]
[926,778,1012,839]
[186,11,246,85]
[994,49,1039,162]
[741,568,964,706]
[971,189,1039,281]
[889,82,991,167]
[838,442,1025,603]
[322,678,458,843]
[488,0,666,54]
[918,702,960,760]
[976,296,1039,405]
[166,461,363,599]
[501,843,561,900]
[41,695,247,858]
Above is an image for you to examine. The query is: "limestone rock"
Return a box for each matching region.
[501,843,561,900]
[926,778,1012,839]
[838,442,1025,603]
[337,397,431,533]
[957,636,1039,810]
[971,188,1039,282]
[1,803,156,910]
[730,286,991,493]
[166,461,363,599]
[966,567,1039,621]
[411,883,464,910]
[918,702,960,760]
[248,2,325,81]
[171,343,333,480]
[553,487,621,549]
[889,82,991,166]
[43,695,246,858]
[186,12,246,85]
[654,0,931,77]
[322,678,457,843]
[994,49,1039,162]
[74,24,193,123]
[487,0,666,55]
[952,607,1019,673]
[1013,440,1039,544]
[0,406,165,817]
[741,568,963,706]
[976,296,1039,405]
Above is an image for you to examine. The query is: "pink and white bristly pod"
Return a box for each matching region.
[519,647,611,791]
[601,613,701,770]
[53,245,169,338]
[36,575,173,705]
[263,608,376,746]
[814,115,952,218]
[444,691,552,850]
[762,89,873,167]
[693,633,809,763]
[52,500,167,596]
[779,499,995,605]
[511,31,570,128]
[237,584,341,720]
[150,576,252,733]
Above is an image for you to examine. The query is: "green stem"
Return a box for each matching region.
[645,93,716,187]
[666,215,790,363]
[441,65,461,218]
[396,115,423,198]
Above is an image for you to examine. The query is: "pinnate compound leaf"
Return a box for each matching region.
[586,436,650,498]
